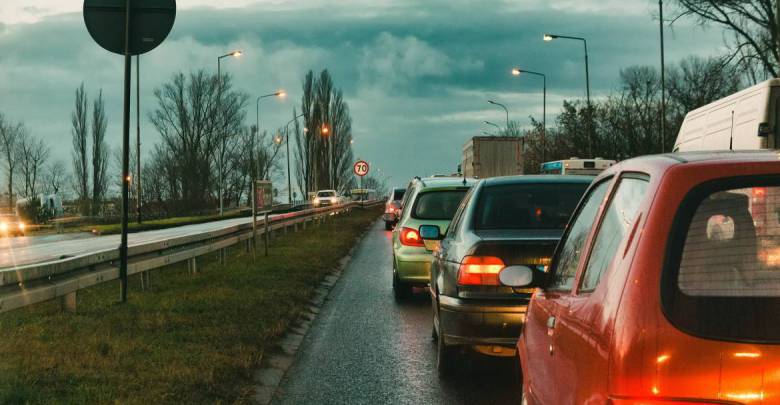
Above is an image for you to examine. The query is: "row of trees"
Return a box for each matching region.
[139,68,358,216]
[503,55,743,173]
[0,113,62,210]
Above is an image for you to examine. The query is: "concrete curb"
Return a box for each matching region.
[251,220,377,404]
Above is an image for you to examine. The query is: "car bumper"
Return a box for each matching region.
[437,295,527,347]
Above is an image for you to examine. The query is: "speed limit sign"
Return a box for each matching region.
[354,160,370,177]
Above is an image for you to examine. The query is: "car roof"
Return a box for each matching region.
[599,150,780,179]
[482,174,594,186]
[414,176,477,190]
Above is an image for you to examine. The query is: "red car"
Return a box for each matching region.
[515,151,780,404]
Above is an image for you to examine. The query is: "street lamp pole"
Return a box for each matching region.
[544,33,592,157]
[217,50,241,216]
[487,100,510,132]
[136,55,142,224]
[512,68,547,162]
[659,0,666,153]
[283,113,305,204]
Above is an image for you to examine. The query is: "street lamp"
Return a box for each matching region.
[217,50,242,216]
[543,33,592,157]
[483,120,501,134]
[487,100,509,132]
[511,67,547,161]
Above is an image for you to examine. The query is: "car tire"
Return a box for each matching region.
[520,378,529,405]
[431,315,439,341]
[384,221,392,230]
[393,271,412,301]
[436,318,456,376]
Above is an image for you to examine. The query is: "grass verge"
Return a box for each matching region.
[0,206,381,404]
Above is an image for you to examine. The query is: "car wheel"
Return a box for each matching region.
[393,271,412,301]
[436,318,456,376]
[384,221,392,230]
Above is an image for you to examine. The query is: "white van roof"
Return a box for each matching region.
[674,78,780,152]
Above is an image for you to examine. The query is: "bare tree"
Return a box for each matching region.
[17,133,50,198]
[671,0,780,79]
[0,113,22,209]
[44,160,68,195]
[295,70,355,195]
[91,89,109,216]
[149,70,248,214]
[71,84,90,215]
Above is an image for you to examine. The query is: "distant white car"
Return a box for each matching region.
[313,190,341,207]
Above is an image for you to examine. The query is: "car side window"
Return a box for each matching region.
[549,179,611,291]
[446,187,475,239]
[580,176,649,292]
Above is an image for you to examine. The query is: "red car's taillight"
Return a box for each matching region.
[457,256,505,285]
[399,227,425,247]
[609,398,723,405]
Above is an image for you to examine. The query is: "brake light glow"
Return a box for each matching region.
[458,256,505,285]
[399,227,424,247]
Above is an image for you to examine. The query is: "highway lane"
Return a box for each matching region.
[0,214,281,270]
[274,220,521,404]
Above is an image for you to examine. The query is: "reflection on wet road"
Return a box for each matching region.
[274,221,520,404]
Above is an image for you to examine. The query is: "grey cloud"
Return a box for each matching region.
[0,1,729,189]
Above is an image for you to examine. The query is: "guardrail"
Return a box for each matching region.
[0,200,383,314]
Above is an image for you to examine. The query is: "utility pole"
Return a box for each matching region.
[660,0,666,153]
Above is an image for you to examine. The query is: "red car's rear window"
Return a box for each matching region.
[663,176,780,343]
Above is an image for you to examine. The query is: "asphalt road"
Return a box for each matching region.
[274,220,521,404]
[0,215,279,269]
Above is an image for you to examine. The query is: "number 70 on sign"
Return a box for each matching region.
[354,160,369,177]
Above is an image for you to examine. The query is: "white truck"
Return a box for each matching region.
[674,79,780,152]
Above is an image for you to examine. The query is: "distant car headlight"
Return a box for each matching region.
[313,198,320,205]
[18,222,25,231]
[0,222,7,232]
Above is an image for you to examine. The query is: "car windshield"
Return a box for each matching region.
[412,190,467,220]
[318,191,336,198]
[474,183,589,230]
[392,189,405,201]
[664,184,780,343]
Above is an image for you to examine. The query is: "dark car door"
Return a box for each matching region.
[523,178,611,404]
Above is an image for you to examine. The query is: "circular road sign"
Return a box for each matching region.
[354,160,370,177]
[84,0,176,56]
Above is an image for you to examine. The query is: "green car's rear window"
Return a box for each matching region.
[411,190,467,220]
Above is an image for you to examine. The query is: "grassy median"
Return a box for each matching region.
[0,206,381,404]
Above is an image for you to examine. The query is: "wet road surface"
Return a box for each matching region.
[0,214,282,269]
[274,220,521,404]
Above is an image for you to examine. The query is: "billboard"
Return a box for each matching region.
[255,180,273,212]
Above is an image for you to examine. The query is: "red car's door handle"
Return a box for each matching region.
[547,316,556,329]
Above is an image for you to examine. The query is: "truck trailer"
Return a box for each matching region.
[461,136,523,179]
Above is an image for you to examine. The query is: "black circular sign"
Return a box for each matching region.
[84,0,176,56]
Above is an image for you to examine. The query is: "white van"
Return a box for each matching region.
[674,79,780,152]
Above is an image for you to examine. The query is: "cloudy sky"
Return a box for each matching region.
[0,0,726,192]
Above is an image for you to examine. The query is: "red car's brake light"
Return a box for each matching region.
[457,256,505,285]
[399,227,424,247]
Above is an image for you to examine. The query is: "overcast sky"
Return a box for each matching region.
[0,0,726,193]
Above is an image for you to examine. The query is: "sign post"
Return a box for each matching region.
[83,0,176,303]
[253,180,273,257]
[354,160,369,203]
